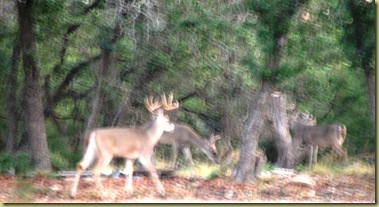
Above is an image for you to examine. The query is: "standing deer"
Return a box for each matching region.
[158,123,220,169]
[289,111,347,168]
[69,93,179,198]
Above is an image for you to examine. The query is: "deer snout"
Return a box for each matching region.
[212,152,220,164]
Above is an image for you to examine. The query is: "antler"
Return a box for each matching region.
[287,103,296,112]
[209,134,221,144]
[161,93,179,112]
[300,110,317,126]
[144,96,162,113]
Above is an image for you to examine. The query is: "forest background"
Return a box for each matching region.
[0,0,375,182]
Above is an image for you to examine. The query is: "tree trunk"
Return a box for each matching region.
[233,80,270,182]
[270,92,295,168]
[112,91,132,127]
[84,4,126,139]
[6,34,21,153]
[364,70,375,126]
[233,0,309,179]
[347,0,375,127]
[84,49,112,138]
[219,98,234,167]
[17,0,51,170]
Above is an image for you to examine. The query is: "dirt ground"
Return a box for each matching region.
[0,168,375,203]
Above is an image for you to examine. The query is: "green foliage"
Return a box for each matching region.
[49,152,69,171]
[262,162,275,172]
[295,163,306,172]
[0,152,32,174]
[0,0,374,172]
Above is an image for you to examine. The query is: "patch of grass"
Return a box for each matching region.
[12,178,36,202]
[176,163,220,178]
[295,163,306,172]
[342,161,375,175]
[262,161,275,172]
[311,153,375,175]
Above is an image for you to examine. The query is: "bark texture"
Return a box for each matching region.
[233,80,270,182]
[17,0,51,170]
[6,35,21,153]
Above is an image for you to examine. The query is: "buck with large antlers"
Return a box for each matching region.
[69,93,179,198]
[288,111,347,168]
[158,123,220,168]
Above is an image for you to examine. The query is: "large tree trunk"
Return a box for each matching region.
[6,35,21,153]
[233,80,270,182]
[233,0,309,181]
[17,0,51,170]
[270,92,297,168]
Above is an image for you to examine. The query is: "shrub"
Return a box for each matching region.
[0,152,32,174]
[49,152,69,171]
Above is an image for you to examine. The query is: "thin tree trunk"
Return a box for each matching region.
[112,91,131,127]
[364,70,375,126]
[219,99,234,167]
[84,49,111,137]
[17,0,51,170]
[83,2,126,139]
[6,34,21,153]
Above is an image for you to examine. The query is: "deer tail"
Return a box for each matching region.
[84,131,92,146]
[340,124,347,141]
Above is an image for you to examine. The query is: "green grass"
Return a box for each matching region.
[175,163,221,179]
[310,153,375,175]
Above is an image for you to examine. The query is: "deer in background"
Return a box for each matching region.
[158,123,220,169]
[69,93,179,198]
[288,110,347,168]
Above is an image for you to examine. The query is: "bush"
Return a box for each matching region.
[0,152,31,174]
[49,152,69,171]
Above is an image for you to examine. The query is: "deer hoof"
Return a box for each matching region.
[125,188,133,196]
[158,188,166,197]
[69,191,76,199]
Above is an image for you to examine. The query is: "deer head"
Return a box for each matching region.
[208,134,221,161]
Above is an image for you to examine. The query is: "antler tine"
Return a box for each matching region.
[144,95,162,113]
[211,134,221,143]
[162,92,179,111]
[287,103,296,111]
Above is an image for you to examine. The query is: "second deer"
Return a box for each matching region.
[158,123,220,169]
[289,110,347,168]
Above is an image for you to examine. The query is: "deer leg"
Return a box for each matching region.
[342,147,348,165]
[124,159,135,195]
[92,155,112,198]
[69,163,84,198]
[139,157,165,196]
[70,136,97,198]
[170,144,179,169]
[307,145,313,169]
[182,147,195,167]
[313,145,318,164]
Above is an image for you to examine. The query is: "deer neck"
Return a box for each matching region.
[186,131,209,152]
[144,120,166,146]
